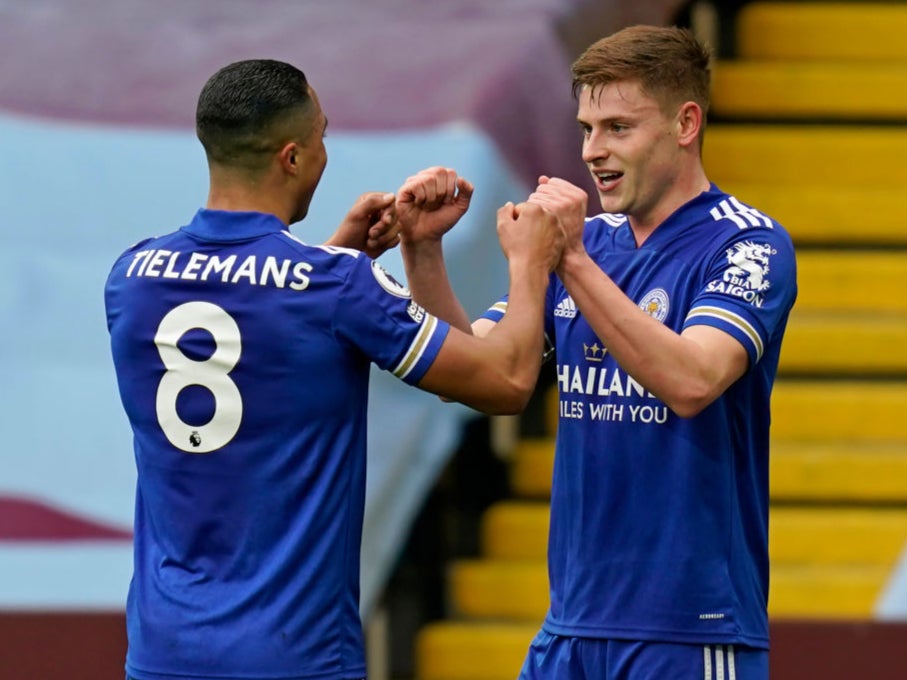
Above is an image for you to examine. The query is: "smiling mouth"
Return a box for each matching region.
[593,170,623,187]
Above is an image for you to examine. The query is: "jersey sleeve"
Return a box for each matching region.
[479,273,558,331]
[683,228,797,365]
[333,257,450,385]
[479,295,508,323]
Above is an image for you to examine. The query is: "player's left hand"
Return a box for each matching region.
[396,166,474,245]
[497,201,564,274]
[326,192,401,258]
[527,176,588,252]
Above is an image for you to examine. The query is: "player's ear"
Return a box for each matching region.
[278,142,300,175]
[675,101,703,148]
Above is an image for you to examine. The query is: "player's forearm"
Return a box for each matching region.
[479,256,549,405]
[400,240,473,332]
[557,251,726,417]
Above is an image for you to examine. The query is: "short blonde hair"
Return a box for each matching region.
[571,25,712,118]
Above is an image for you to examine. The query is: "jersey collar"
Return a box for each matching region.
[181,209,287,243]
[615,183,724,250]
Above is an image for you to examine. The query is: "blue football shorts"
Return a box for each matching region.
[518,629,768,680]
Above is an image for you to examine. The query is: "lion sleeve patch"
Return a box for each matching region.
[704,240,778,308]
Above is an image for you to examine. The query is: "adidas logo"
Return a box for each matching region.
[554,296,577,319]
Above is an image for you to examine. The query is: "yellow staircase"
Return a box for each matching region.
[712,2,907,120]
[414,4,907,679]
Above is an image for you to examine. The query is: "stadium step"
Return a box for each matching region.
[415,621,537,680]
[765,251,907,374]
[480,502,548,562]
[770,508,907,565]
[771,441,907,503]
[771,380,907,442]
[780,312,907,375]
[447,559,891,623]
[510,438,907,503]
[736,2,907,61]
[480,502,907,566]
[508,438,555,499]
[711,61,907,121]
[768,564,893,618]
[796,251,907,314]
[448,560,547,622]
[783,243,907,379]
[704,126,907,187]
[711,3,907,120]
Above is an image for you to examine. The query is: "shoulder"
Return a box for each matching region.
[705,193,796,286]
[115,233,161,258]
[108,232,169,272]
[679,189,793,268]
[280,232,411,298]
[273,231,369,279]
[705,189,791,242]
[277,231,362,261]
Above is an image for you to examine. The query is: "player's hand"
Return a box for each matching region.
[497,201,564,273]
[527,176,587,254]
[326,192,401,258]
[396,166,474,245]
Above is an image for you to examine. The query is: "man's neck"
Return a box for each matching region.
[206,183,291,226]
[628,169,710,247]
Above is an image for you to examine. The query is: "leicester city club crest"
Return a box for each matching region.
[638,288,669,322]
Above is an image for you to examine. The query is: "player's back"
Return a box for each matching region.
[105,209,371,679]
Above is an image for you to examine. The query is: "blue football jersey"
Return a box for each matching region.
[483,186,796,648]
[105,209,449,680]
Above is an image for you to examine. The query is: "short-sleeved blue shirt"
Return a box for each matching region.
[483,186,797,648]
[105,209,449,680]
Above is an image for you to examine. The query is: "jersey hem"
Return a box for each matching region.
[125,663,367,680]
[541,620,769,650]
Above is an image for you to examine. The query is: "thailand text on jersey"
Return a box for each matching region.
[105,209,449,680]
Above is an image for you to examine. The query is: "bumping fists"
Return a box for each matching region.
[327,169,586,267]
[496,201,565,274]
[527,176,588,257]
[396,166,568,274]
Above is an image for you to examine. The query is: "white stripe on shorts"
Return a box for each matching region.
[704,645,737,680]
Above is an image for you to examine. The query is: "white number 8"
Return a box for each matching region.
[154,301,243,453]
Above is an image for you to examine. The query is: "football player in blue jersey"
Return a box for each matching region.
[105,58,563,680]
[399,26,797,680]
